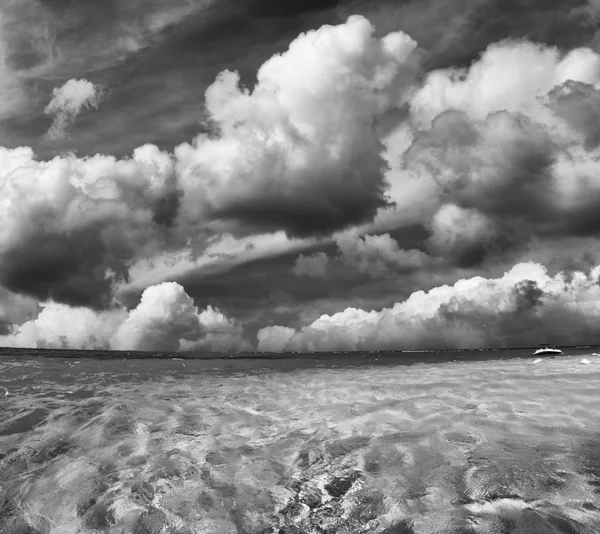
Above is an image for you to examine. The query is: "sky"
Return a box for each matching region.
[0,0,600,352]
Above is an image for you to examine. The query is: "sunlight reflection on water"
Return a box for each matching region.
[1,353,600,533]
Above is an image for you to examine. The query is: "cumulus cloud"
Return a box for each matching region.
[256,325,296,352]
[257,261,600,352]
[45,78,106,140]
[0,15,422,310]
[112,282,248,352]
[409,40,600,129]
[5,14,600,351]
[0,289,39,335]
[379,39,600,268]
[0,281,248,351]
[1,303,126,350]
[548,80,600,150]
[0,144,179,308]
[336,233,430,276]
[175,15,421,237]
[426,203,499,266]
[293,252,329,277]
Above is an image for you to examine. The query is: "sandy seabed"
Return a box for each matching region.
[1,352,600,533]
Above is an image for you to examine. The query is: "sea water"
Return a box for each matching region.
[1,350,600,533]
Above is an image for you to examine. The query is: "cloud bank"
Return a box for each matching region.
[0,282,248,351]
[258,262,600,352]
[45,78,106,140]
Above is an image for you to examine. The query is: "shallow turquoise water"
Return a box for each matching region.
[1,350,600,533]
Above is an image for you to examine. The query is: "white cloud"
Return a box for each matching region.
[3,14,600,351]
[293,252,329,277]
[0,143,179,307]
[336,232,430,276]
[0,281,248,351]
[373,41,600,268]
[426,203,497,264]
[0,302,125,350]
[45,78,106,140]
[0,15,424,309]
[410,40,600,129]
[257,261,600,351]
[257,325,299,352]
[175,15,421,237]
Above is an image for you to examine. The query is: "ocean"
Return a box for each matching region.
[1,348,600,534]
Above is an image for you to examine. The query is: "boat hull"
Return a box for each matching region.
[533,349,563,356]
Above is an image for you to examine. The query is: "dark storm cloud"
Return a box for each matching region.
[0,229,124,310]
[0,321,12,336]
[212,177,391,239]
[513,279,545,312]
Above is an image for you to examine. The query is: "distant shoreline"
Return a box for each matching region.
[0,345,598,363]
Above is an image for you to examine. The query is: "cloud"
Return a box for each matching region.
[175,15,421,237]
[256,325,297,352]
[4,12,600,350]
[0,281,248,351]
[0,302,126,350]
[0,144,179,308]
[111,281,248,351]
[257,261,600,351]
[426,203,498,266]
[0,14,28,121]
[0,288,40,335]
[0,15,424,309]
[409,40,600,129]
[548,80,600,150]
[44,78,106,140]
[2,0,216,80]
[372,39,600,269]
[336,232,430,276]
[293,252,329,277]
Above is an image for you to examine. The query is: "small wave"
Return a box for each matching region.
[1,357,600,532]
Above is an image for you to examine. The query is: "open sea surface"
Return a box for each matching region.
[1,348,600,533]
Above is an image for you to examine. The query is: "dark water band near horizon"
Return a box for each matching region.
[1,348,600,533]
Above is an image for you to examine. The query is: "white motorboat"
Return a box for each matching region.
[533,344,563,356]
